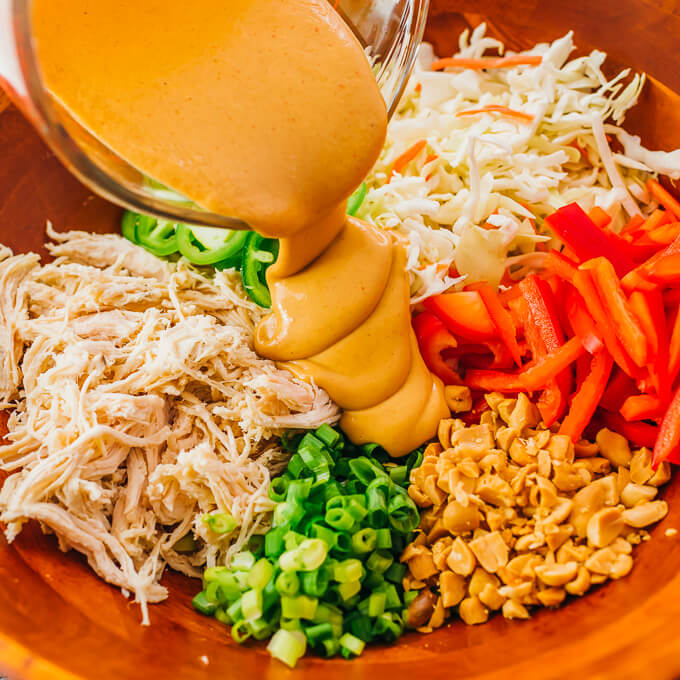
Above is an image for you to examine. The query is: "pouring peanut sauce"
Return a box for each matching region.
[31,0,449,455]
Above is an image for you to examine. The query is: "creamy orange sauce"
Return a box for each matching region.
[32,0,449,455]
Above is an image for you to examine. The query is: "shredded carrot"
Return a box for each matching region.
[388,139,427,183]
[333,0,340,8]
[431,55,543,71]
[647,178,680,221]
[414,82,422,94]
[456,104,534,123]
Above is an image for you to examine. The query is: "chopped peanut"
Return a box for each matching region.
[403,393,672,631]
[444,385,473,413]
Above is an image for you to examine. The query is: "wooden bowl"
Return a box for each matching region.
[2,1,680,678]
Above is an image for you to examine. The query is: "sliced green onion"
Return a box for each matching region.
[387,493,420,533]
[366,550,393,575]
[375,528,392,549]
[318,637,341,657]
[389,465,409,487]
[226,599,242,623]
[192,591,217,616]
[287,478,313,502]
[265,526,286,558]
[241,588,263,622]
[248,534,265,556]
[202,512,237,535]
[230,551,256,571]
[267,629,307,669]
[172,533,197,553]
[325,507,355,532]
[333,559,364,583]
[309,523,337,549]
[214,607,232,626]
[385,562,407,584]
[339,632,365,658]
[347,613,373,641]
[315,423,342,449]
[275,571,300,597]
[368,592,387,618]
[337,580,361,602]
[366,486,387,527]
[349,457,386,486]
[284,531,307,551]
[280,616,303,631]
[281,594,318,620]
[333,532,352,556]
[286,453,306,479]
[247,558,274,590]
[273,499,305,528]
[232,620,252,644]
[304,622,333,645]
[269,476,289,502]
[404,590,418,606]
[301,567,329,598]
[351,528,377,555]
[251,618,276,640]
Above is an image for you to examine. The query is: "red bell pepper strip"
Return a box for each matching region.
[466,336,586,393]
[575,352,592,388]
[601,411,659,449]
[622,233,680,291]
[643,252,680,284]
[454,340,516,370]
[629,289,669,399]
[583,257,648,368]
[518,275,571,425]
[423,292,496,342]
[669,305,680,388]
[572,269,640,377]
[588,206,612,229]
[653,384,680,467]
[464,369,524,393]
[412,312,462,386]
[621,214,646,235]
[477,283,523,367]
[647,178,680,221]
[519,274,565,351]
[545,203,636,277]
[599,368,637,412]
[559,351,614,442]
[620,394,664,422]
[514,295,566,426]
[642,221,680,246]
[565,288,603,354]
[543,249,579,281]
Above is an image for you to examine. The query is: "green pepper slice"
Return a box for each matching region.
[121,210,179,257]
[347,182,367,217]
[241,233,279,308]
[121,210,139,243]
[176,224,249,266]
[135,215,179,257]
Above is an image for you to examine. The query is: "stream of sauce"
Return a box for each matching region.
[32,0,449,455]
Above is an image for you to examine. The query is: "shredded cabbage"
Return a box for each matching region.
[360,25,680,301]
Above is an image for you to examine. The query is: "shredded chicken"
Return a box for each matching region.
[0,228,339,623]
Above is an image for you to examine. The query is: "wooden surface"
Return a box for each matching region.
[3,2,680,678]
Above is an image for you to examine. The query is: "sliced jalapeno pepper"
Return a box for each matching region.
[176,224,249,266]
[121,210,179,257]
[135,215,179,257]
[347,182,367,217]
[241,233,279,308]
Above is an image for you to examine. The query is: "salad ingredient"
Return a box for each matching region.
[361,27,680,303]
[192,425,422,667]
[176,224,248,267]
[241,233,279,308]
[0,230,338,623]
[403,394,671,629]
[417,197,680,453]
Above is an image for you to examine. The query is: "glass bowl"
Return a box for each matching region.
[0,0,429,229]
